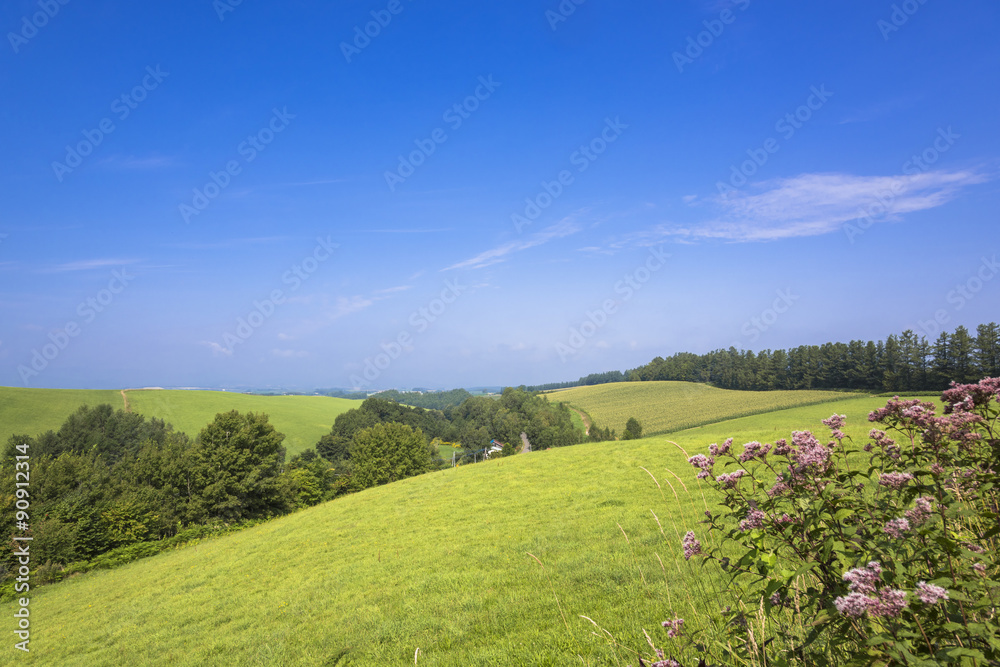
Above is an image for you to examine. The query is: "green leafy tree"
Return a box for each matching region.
[622,417,643,440]
[351,423,432,491]
[187,411,288,523]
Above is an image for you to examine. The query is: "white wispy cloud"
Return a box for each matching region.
[41,258,141,273]
[442,218,582,271]
[669,169,990,242]
[200,341,233,357]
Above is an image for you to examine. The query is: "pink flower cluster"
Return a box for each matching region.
[865,429,899,458]
[739,440,772,463]
[682,531,702,560]
[822,413,847,440]
[879,472,914,490]
[883,517,911,539]
[868,397,937,425]
[716,470,747,489]
[740,509,766,531]
[709,437,733,457]
[905,496,934,526]
[835,562,909,619]
[688,453,714,480]
[661,616,684,639]
[915,582,949,605]
[941,377,1000,413]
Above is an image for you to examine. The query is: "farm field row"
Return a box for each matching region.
[546,381,864,436]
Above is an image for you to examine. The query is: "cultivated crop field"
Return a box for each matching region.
[546,381,861,436]
[1,395,898,666]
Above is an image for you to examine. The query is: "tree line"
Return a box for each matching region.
[528,323,999,394]
[626,323,999,392]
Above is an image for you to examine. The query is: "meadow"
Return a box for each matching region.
[545,381,862,436]
[0,387,124,442]
[0,387,360,459]
[2,393,905,666]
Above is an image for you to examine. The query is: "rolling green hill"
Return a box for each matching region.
[3,394,902,666]
[545,381,863,436]
[0,387,125,441]
[124,390,359,458]
[0,387,360,458]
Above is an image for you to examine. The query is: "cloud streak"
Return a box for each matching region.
[442,218,582,271]
[668,169,989,242]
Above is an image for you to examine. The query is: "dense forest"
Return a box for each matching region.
[627,323,999,392]
[528,323,999,394]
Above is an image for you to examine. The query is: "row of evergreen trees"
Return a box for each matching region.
[626,323,999,392]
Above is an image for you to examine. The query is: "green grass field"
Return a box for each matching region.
[0,387,125,441]
[545,381,864,436]
[125,390,360,458]
[0,387,360,459]
[4,393,914,666]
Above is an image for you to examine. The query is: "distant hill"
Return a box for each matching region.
[0,387,360,458]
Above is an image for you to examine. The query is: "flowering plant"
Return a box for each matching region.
[675,379,1000,666]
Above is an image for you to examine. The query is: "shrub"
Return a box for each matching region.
[650,379,1000,666]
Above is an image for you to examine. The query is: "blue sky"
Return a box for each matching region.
[1,0,998,391]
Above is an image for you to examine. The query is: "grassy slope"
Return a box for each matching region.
[545,381,862,436]
[0,387,124,441]
[0,387,360,458]
[6,394,915,666]
[125,390,360,458]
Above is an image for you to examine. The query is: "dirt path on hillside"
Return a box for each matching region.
[120,390,130,412]
[570,408,591,435]
[520,432,531,453]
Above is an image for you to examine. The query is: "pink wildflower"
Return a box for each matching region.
[688,453,714,480]
[681,531,702,560]
[715,470,747,488]
[879,472,914,490]
[905,496,934,526]
[773,438,790,455]
[661,616,684,639]
[843,564,881,594]
[834,592,872,618]
[883,517,910,539]
[709,437,733,457]
[872,589,907,618]
[915,582,948,605]
[739,509,766,531]
[739,440,771,462]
